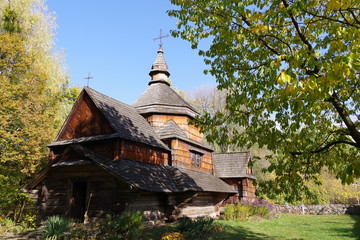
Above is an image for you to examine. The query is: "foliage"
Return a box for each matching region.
[161,232,186,240]
[169,0,360,201]
[0,0,76,220]
[41,216,70,240]
[0,216,33,235]
[257,169,360,204]
[176,217,223,239]
[66,222,97,240]
[315,171,360,204]
[223,199,275,221]
[96,211,144,240]
[38,211,144,240]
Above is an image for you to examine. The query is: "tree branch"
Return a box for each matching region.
[303,9,360,28]
[290,139,358,156]
[262,34,293,54]
[349,9,360,24]
[239,15,282,55]
[282,0,314,52]
[327,93,360,146]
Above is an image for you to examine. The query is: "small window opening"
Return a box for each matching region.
[190,151,202,168]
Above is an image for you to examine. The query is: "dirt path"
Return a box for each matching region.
[0,230,41,240]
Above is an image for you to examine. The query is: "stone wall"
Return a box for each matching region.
[273,204,360,215]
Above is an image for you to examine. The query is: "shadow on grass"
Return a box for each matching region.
[211,224,274,240]
[141,223,278,240]
[211,224,304,240]
[351,215,360,240]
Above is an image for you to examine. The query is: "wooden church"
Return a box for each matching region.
[24,46,256,222]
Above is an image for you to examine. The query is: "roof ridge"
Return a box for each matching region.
[84,87,133,109]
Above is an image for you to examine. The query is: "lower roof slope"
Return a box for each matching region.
[213,152,256,179]
[25,145,235,194]
[74,145,235,193]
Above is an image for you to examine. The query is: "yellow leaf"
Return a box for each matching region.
[278,71,291,85]
[327,0,342,11]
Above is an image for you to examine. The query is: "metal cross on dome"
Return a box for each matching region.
[153,29,169,48]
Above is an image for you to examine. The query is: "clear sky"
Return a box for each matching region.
[46,0,215,104]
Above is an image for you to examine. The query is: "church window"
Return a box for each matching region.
[190,151,202,168]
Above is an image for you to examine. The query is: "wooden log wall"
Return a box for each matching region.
[145,115,204,143]
[37,164,166,220]
[241,178,256,201]
[220,178,256,203]
[58,92,114,141]
[121,140,169,165]
[177,192,225,218]
[126,192,165,220]
[171,139,213,173]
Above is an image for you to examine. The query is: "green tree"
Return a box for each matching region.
[0,0,75,220]
[169,0,360,201]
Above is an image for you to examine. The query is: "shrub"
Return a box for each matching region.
[0,217,19,234]
[223,199,275,221]
[176,217,193,233]
[41,215,69,240]
[161,232,185,240]
[176,217,223,239]
[223,204,235,220]
[96,210,144,240]
[68,223,97,240]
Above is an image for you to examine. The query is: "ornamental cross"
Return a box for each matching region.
[153,29,169,48]
[84,72,93,87]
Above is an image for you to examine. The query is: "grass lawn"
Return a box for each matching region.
[143,214,360,240]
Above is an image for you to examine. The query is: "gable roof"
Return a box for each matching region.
[133,83,198,118]
[156,120,188,139]
[213,152,256,179]
[156,120,213,151]
[50,87,169,151]
[25,145,235,194]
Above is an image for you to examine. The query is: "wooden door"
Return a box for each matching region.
[70,182,87,222]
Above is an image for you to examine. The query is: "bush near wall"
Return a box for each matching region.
[222,199,275,221]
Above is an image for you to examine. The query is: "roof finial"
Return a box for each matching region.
[153,29,169,49]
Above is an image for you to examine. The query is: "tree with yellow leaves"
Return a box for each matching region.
[169,0,360,201]
[0,0,77,221]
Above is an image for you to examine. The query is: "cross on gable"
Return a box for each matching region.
[84,72,94,87]
[153,29,169,48]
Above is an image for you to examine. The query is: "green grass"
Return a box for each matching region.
[143,214,360,240]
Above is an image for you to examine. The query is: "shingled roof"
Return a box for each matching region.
[133,83,198,118]
[50,87,169,151]
[133,46,198,118]
[213,152,256,179]
[156,120,213,151]
[27,145,235,193]
[156,120,188,139]
[149,46,170,86]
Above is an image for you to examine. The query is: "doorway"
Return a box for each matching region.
[70,182,87,222]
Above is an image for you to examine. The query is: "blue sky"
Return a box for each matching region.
[47,0,215,104]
